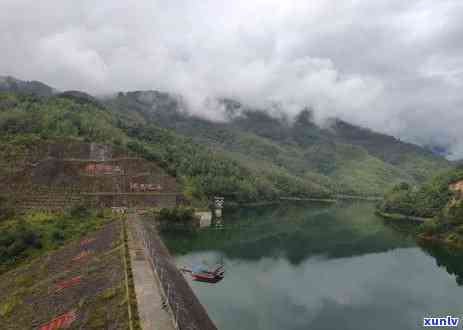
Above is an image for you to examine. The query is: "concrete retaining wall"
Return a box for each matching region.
[4,192,179,212]
[138,219,217,330]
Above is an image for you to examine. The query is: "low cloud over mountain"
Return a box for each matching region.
[2,0,463,157]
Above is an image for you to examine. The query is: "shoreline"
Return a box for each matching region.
[335,194,383,201]
[376,210,463,251]
[375,211,431,223]
[227,194,384,207]
[418,234,463,250]
[279,197,336,203]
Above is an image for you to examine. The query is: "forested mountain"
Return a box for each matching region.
[378,166,463,218]
[0,92,328,205]
[378,165,463,248]
[0,77,453,204]
[0,76,55,97]
[106,90,452,196]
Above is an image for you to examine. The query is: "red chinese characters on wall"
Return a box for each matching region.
[39,310,77,330]
[129,182,162,192]
[72,250,91,262]
[84,163,122,175]
[55,276,82,293]
[80,238,96,247]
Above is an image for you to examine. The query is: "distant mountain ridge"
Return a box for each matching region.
[0,76,453,198]
[107,90,452,195]
[0,76,55,97]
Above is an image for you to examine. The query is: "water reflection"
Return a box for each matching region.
[162,202,463,330]
[419,241,463,286]
[163,202,416,263]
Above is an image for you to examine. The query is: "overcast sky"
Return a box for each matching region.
[1,0,463,157]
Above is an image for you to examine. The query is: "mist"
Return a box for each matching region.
[1,0,463,158]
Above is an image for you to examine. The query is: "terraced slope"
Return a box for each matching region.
[0,221,133,329]
[0,138,180,211]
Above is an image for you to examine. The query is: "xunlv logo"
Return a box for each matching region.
[423,316,459,327]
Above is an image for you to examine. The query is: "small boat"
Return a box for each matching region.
[181,264,225,283]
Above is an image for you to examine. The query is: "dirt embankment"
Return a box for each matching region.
[448,179,463,207]
[0,221,132,330]
[449,179,463,192]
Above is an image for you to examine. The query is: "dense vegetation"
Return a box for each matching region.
[0,77,453,205]
[0,91,335,204]
[156,206,198,229]
[0,92,122,143]
[108,91,451,197]
[378,166,463,218]
[378,166,463,248]
[0,204,112,274]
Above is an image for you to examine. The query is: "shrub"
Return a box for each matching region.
[456,225,463,235]
[69,203,91,218]
[0,196,15,221]
[0,223,42,264]
[445,233,459,243]
[447,201,463,225]
[51,229,65,242]
[158,206,196,224]
[419,219,443,236]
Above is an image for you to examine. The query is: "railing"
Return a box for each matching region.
[137,219,217,330]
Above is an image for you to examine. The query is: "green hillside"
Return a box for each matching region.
[377,166,463,248]
[0,76,54,97]
[0,78,453,205]
[106,91,452,197]
[0,92,329,206]
[378,166,463,218]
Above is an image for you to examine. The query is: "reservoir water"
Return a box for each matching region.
[161,202,463,330]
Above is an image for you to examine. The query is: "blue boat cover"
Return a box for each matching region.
[191,264,209,274]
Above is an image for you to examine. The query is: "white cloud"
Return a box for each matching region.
[1,0,463,156]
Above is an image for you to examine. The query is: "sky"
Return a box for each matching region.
[1,0,463,157]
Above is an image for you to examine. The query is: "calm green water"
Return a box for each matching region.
[162,202,463,330]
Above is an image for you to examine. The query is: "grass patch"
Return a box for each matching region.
[101,287,118,300]
[0,295,18,317]
[0,206,113,274]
